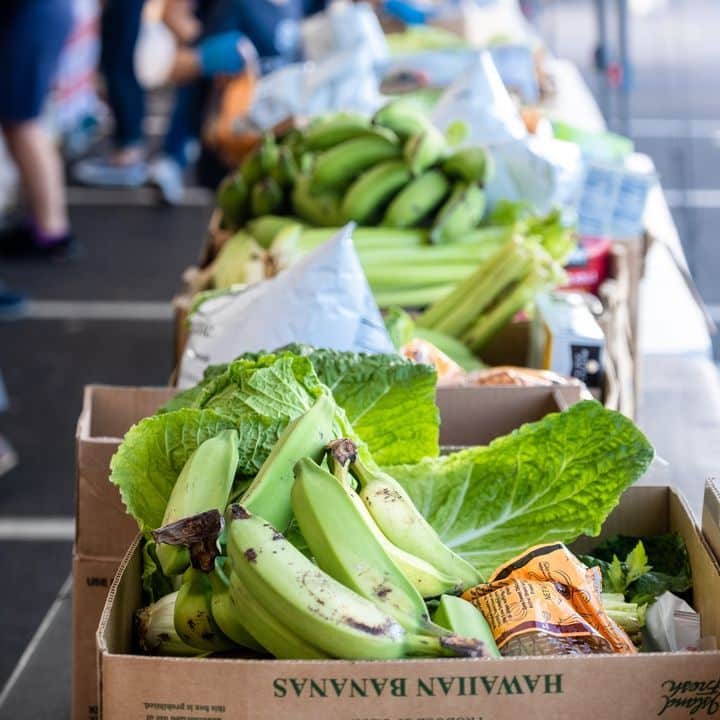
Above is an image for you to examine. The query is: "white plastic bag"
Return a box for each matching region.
[248,49,383,129]
[431,51,527,145]
[301,1,389,65]
[177,226,394,388]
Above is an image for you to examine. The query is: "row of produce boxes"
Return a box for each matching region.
[72,381,720,720]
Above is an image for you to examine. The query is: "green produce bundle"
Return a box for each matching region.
[112,349,655,661]
[212,99,493,240]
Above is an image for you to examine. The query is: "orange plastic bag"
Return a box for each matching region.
[463,543,637,657]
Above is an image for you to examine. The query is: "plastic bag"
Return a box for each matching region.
[431,51,527,145]
[645,592,702,652]
[301,1,389,65]
[464,543,637,656]
[177,226,395,388]
[247,49,383,130]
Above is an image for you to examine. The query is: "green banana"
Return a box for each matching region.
[208,559,264,652]
[432,595,500,657]
[291,173,344,226]
[174,566,236,652]
[441,146,493,185]
[404,125,447,175]
[258,135,280,175]
[292,457,435,632]
[250,177,284,217]
[210,231,266,289]
[382,170,449,228]
[373,99,432,138]
[326,442,463,598]
[430,182,486,244]
[136,591,203,656]
[240,149,263,186]
[303,113,370,151]
[311,135,401,191]
[227,505,484,659]
[271,145,299,187]
[154,429,239,576]
[246,215,299,250]
[227,567,329,659]
[341,160,412,224]
[216,173,247,230]
[240,392,336,532]
[346,447,481,591]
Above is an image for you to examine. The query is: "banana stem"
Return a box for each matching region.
[152,510,224,572]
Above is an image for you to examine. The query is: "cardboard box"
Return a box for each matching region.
[72,551,122,720]
[97,481,720,720]
[76,385,175,559]
[75,382,580,718]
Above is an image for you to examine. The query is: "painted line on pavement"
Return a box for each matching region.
[67,185,212,207]
[20,300,173,321]
[0,517,75,541]
[0,575,72,711]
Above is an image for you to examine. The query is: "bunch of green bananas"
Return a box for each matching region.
[214,100,492,241]
[137,395,499,660]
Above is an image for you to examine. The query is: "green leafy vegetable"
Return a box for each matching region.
[487,201,576,263]
[384,307,416,349]
[110,408,238,536]
[167,346,439,465]
[581,533,692,606]
[304,347,438,465]
[386,400,654,578]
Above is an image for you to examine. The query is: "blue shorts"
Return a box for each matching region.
[0,0,73,124]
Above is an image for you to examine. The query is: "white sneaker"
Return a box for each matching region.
[150,156,185,205]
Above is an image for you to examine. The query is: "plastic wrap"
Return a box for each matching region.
[177,226,394,388]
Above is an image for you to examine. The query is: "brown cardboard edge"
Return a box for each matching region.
[702,478,720,564]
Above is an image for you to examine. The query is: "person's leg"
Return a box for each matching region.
[101,0,146,155]
[0,0,73,256]
[73,0,148,186]
[2,121,69,237]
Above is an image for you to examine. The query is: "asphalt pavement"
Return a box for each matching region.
[0,0,719,699]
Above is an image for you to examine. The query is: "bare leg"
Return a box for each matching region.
[2,120,69,236]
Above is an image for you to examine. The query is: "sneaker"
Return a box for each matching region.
[73,156,148,188]
[0,223,75,261]
[150,156,185,205]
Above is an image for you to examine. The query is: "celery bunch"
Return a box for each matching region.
[416,236,565,352]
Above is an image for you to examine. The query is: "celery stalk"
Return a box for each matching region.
[463,266,552,351]
[366,264,475,288]
[424,240,533,337]
[373,284,457,308]
[416,237,523,330]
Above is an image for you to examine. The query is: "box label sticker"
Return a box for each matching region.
[658,678,720,716]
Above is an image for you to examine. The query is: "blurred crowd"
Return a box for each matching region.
[0,0,327,306]
[0,0,328,474]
